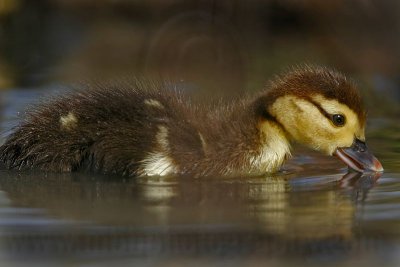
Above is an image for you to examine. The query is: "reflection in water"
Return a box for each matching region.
[0,171,372,228]
[247,172,381,239]
[0,170,387,259]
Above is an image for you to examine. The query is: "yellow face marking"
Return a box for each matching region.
[253,120,291,173]
[60,112,77,130]
[312,94,365,140]
[269,94,365,155]
[144,99,164,109]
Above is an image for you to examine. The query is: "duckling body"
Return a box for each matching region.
[0,66,383,177]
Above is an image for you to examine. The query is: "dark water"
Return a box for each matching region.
[0,89,399,267]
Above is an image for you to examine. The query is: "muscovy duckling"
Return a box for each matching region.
[0,66,383,177]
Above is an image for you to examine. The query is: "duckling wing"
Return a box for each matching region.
[0,82,199,177]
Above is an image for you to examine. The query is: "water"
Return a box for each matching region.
[0,89,399,267]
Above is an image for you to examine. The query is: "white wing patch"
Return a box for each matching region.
[60,112,77,130]
[198,132,208,154]
[142,152,176,176]
[144,99,164,109]
[156,125,169,150]
[142,125,177,176]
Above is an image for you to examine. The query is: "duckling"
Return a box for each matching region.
[0,65,383,177]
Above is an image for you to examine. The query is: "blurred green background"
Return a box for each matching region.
[0,0,399,116]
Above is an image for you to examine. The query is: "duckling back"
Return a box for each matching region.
[0,81,206,176]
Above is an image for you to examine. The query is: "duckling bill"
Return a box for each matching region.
[0,66,383,177]
[335,139,383,173]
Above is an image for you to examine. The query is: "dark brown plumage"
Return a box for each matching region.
[0,65,381,177]
[0,80,262,177]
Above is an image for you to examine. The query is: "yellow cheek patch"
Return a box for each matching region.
[269,94,365,155]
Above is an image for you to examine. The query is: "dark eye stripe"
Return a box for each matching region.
[306,97,347,127]
[306,97,332,121]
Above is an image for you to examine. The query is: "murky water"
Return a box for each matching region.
[0,89,399,267]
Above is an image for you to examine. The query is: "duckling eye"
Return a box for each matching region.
[332,114,346,127]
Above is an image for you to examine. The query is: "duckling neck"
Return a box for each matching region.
[198,98,291,175]
[252,117,292,173]
[245,97,292,173]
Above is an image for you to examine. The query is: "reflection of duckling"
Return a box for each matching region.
[0,66,383,177]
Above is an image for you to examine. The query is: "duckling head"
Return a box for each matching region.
[265,65,383,173]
